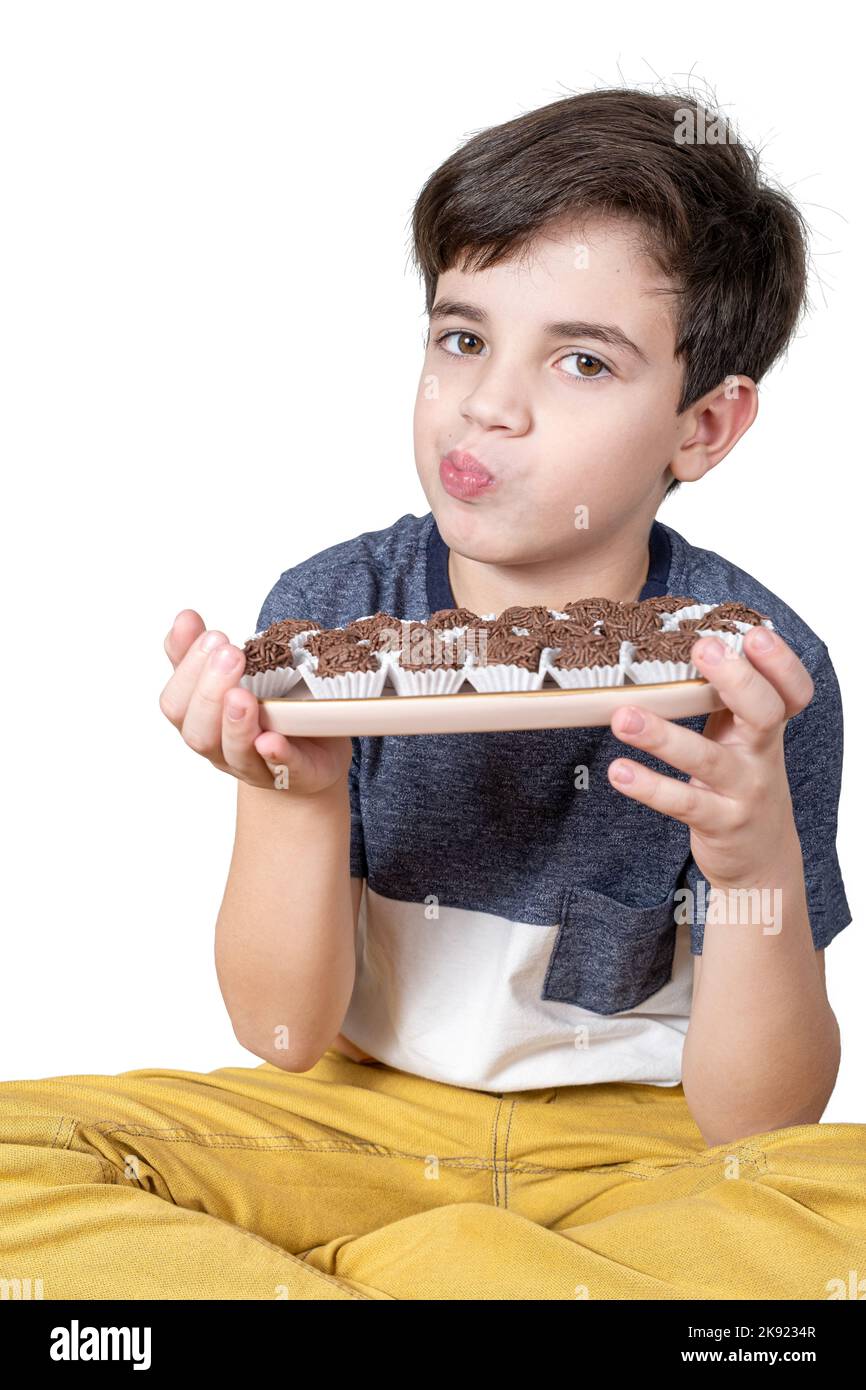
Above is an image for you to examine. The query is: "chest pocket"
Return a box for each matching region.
[541,884,679,1015]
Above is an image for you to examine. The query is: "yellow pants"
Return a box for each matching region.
[2,1046,865,1300]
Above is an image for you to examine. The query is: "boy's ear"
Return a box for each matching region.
[668,376,759,485]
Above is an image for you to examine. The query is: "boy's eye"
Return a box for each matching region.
[435,330,485,357]
[434,332,611,383]
[558,351,611,383]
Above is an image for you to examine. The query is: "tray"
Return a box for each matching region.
[257,676,725,736]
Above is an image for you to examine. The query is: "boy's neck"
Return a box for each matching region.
[446,522,655,615]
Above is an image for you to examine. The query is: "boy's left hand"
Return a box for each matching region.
[607,628,815,890]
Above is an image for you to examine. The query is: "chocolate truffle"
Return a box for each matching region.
[491,604,552,632]
[629,631,700,665]
[562,597,619,622]
[314,643,382,677]
[344,611,400,642]
[600,604,665,639]
[303,629,360,659]
[427,606,481,631]
[551,635,623,670]
[677,616,740,633]
[704,602,771,626]
[243,630,293,677]
[536,617,601,646]
[243,617,320,675]
[472,631,545,671]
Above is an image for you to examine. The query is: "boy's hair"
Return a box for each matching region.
[409,86,811,501]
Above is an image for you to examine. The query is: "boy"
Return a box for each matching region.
[3,87,863,1301]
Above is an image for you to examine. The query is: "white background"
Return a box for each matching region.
[2,2,862,1119]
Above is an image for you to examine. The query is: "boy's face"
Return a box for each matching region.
[413,215,687,568]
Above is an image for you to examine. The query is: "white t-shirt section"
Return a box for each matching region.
[341,881,693,1093]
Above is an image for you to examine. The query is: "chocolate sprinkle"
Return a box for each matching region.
[536,618,601,645]
[562,597,620,622]
[304,629,361,659]
[389,623,461,669]
[677,616,740,634]
[600,606,665,639]
[344,611,400,641]
[491,605,552,631]
[243,617,321,675]
[551,635,623,670]
[314,644,381,677]
[243,633,293,676]
[427,607,481,630]
[629,632,700,664]
[704,601,770,626]
[472,631,545,670]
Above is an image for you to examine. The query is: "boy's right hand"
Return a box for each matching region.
[160,609,353,794]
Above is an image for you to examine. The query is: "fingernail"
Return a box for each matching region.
[227,700,245,720]
[611,761,635,784]
[212,645,239,670]
[620,707,645,733]
[199,631,224,652]
[750,626,774,651]
[698,638,724,663]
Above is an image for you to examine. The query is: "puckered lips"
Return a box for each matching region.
[439,449,497,499]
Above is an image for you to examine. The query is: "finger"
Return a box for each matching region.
[255,730,349,794]
[739,625,814,717]
[164,610,207,669]
[180,642,246,754]
[219,687,275,784]
[252,729,320,780]
[610,704,743,797]
[689,636,789,742]
[252,732,302,788]
[607,757,727,832]
[159,628,231,728]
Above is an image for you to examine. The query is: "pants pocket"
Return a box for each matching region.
[541,884,678,1014]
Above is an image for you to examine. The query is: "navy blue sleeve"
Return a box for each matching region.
[255,567,313,635]
[686,641,852,953]
[255,569,367,882]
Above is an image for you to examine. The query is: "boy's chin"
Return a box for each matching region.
[432,503,538,564]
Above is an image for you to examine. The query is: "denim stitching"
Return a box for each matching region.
[94,1124,683,1176]
[72,1120,745,1179]
[625,1147,769,1180]
[490,1100,503,1204]
[89,1126,500,1170]
[502,1101,517,1208]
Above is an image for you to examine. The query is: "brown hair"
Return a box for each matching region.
[409,87,811,500]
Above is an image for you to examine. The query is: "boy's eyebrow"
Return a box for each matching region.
[428,299,650,365]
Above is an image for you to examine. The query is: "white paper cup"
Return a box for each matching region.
[463,652,546,691]
[541,641,628,687]
[298,652,389,699]
[626,657,700,683]
[387,663,471,695]
[688,627,745,654]
[239,663,305,698]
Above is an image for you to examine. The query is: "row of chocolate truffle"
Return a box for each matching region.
[240,596,774,698]
[244,595,771,672]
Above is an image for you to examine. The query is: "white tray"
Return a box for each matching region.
[257,676,725,735]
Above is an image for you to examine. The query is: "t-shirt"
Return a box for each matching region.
[255,511,852,1093]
